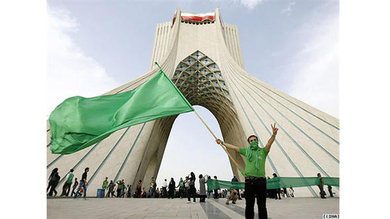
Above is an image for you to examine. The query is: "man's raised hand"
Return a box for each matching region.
[271,123,278,135]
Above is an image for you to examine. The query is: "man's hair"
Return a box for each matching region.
[85,167,89,171]
[70,169,74,172]
[247,135,258,143]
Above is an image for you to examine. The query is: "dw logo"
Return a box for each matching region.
[323,214,339,219]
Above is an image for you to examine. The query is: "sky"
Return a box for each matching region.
[47,0,339,188]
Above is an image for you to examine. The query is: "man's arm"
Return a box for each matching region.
[265,123,279,152]
[216,139,240,153]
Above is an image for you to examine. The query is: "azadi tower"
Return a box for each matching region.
[47,9,339,197]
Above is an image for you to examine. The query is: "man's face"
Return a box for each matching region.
[248,136,258,143]
[86,169,89,172]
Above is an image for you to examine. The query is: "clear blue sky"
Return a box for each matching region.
[47,0,338,188]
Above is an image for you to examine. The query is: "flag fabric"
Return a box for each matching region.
[49,70,194,154]
[207,177,339,190]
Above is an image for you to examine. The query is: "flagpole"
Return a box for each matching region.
[154,62,243,170]
[193,110,243,170]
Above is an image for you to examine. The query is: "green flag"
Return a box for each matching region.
[206,177,339,190]
[49,70,194,154]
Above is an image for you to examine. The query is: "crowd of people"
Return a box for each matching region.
[47,167,334,202]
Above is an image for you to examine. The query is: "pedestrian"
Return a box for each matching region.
[273,173,281,200]
[283,188,289,198]
[71,178,78,197]
[156,188,160,198]
[213,176,219,199]
[60,169,74,197]
[47,168,57,193]
[184,176,190,199]
[107,180,115,197]
[150,177,157,198]
[102,177,108,189]
[141,187,147,198]
[101,177,108,197]
[136,180,142,198]
[226,188,238,205]
[121,179,125,198]
[127,185,131,198]
[317,173,326,199]
[289,187,295,198]
[199,174,207,202]
[168,177,176,199]
[328,185,334,197]
[206,176,212,198]
[116,180,122,198]
[162,179,168,198]
[47,168,60,196]
[74,167,89,200]
[187,172,196,203]
[216,123,278,219]
[231,175,242,200]
[177,177,185,198]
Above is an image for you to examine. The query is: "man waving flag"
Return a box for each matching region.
[49,67,194,154]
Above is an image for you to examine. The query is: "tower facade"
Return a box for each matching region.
[47,9,339,197]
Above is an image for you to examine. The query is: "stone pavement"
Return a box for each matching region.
[47,197,339,219]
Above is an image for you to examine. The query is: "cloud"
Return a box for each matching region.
[47,7,120,116]
[237,0,265,9]
[211,0,265,9]
[281,1,296,16]
[287,11,339,117]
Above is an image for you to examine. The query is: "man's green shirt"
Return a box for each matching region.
[239,147,268,177]
[102,180,108,189]
[66,172,74,184]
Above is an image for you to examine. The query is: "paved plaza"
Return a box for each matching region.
[47,197,339,219]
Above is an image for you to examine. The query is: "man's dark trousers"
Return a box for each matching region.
[245,177,268,219]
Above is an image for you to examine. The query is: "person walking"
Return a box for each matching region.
[216,123,278,219]
[74,167,89,200]
[187,172,196,203]
[127,185,131,198]
[116,180,122,198]
[71,178,78,197]
[231,175,242,200]
[162,179,168,198]
[273,173,281,200]
[60,169,74,197]
[177,177,185,198]
[106,180,115,197]
[101,177,108,197]
[168,178,176,199]
[328,185,334,197]
[184,176,190,199]
[213,176,219,199]
[121,179,125,198]
[206,176,213,199]
[150,177,157,198]
[317,173,326,199]
[289,187,295,198]
[47,168,60,197]
[136,180,142,198]
[199,174,207,202]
